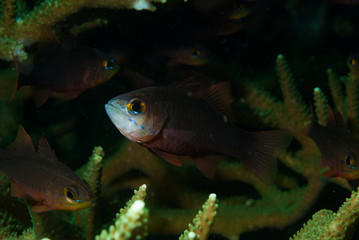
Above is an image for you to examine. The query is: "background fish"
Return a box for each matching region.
[105,79,291,184]
[307,106,359,180]
[11,26,120,107]
[0,126,95,212]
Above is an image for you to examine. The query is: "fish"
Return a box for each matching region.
[105,79,292,184]
[0,126,95,212]
[11,26,120,107]
[307,105,359,180]
[160,46,209,66]
[347,54,359,77]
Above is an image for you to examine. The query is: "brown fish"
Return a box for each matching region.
[160,46,209,66]
[307,105,359,180]
[105,79,291,183]
[0,126,95,212]
[11,26,120,107]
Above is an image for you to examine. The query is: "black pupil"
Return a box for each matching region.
[346,155,352,167]
[67,189,75,200]
[192,50,199,58]
[132,101,142,113]
[106,59,116,69]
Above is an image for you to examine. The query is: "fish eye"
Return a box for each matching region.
[345,154,356,169]
[126,99,146,115]
[64,186,78,201]
[103,58,118,70]
[192,49,200,59]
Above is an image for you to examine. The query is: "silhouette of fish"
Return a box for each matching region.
[307,105,359,180]
[11,26,120,107]
[105,79,292,183]
[0,126,95,212]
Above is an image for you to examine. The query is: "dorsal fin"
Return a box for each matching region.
[35,25,59,60]
[199,82,233,118]
[37,137,58,162]
[7,125,36,154]
[171,78,234,119]
[334,111,347,132]
[170,77,206,93]
[326,105,337,128]
[326,106,347,133]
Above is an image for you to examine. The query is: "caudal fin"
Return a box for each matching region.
[238,130,292,184]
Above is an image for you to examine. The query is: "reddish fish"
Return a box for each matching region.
[11,26,120,107]
[105,79,291,183]
[0,126,95,212]
[160,46,209,66]
[307,105,359,180]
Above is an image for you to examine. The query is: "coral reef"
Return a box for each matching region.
[0,0,166,61]
[1,0,359,239]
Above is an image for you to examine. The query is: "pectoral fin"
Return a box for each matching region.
[32,87,52,108]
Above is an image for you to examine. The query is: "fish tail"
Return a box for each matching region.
[234,130,292,184]
[10,55,26,101]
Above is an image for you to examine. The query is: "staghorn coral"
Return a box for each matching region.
[0,0,167,61]
[179,193,218,240]
[291,186,359,240]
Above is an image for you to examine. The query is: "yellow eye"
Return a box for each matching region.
[64,187,78,201]
[126,99,146,115]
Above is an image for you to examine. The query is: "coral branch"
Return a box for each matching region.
[0,0,167,61]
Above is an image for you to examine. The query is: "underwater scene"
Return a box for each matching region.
[1,0,359,239]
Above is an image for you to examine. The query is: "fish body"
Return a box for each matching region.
[0,126,95,212]
[307,106,359,179]
[12,26,120,107]
[105,80,291,183]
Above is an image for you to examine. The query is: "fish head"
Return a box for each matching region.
[93,56,120,86]
[105,89,168,143]
[333,147,359,180]
[45,176,95,211]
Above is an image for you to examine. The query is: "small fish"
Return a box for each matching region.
[11,26,120,107]
[0,126,95,212]
[160,47,209,66]
[307,105,359,180]
[105,79,291,184]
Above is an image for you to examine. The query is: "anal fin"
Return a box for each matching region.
[151,149,182,166]
[193,155,223,179]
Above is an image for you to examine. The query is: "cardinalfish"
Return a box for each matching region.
[347,54,359,77]
[159,46,209,66]
[11,26,120,107]
[105,79,291,184]
[307,105,359,180]
[0,126,95,212]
